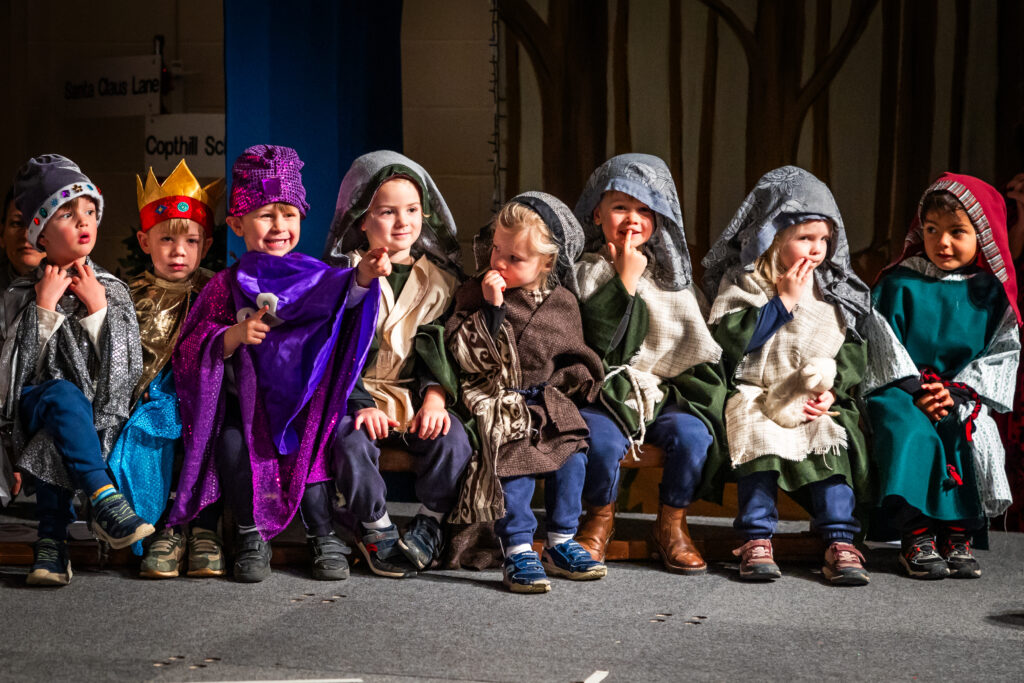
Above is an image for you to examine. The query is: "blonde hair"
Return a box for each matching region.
[493,201,558,259]
[492,201,559,286]
[151,217,205,236]
[753,220,833,286]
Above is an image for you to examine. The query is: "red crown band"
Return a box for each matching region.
[139,195,214,235]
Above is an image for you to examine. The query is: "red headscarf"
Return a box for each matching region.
[879,172,1021,326]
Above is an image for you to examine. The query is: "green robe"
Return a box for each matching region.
[579,274,730,503]
[866,265,1005,523]
[711,306,871,512]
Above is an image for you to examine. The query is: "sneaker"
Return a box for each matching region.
[357,524,416,578]
[399,514,444,570]
[308,533,351,581]
[140,528,185,579]
[503,550,551,593]
[186,527,226,578]
[26,537,72,586]
[89,492,155,549]
[940,531,981,579]
[541,539,607,580]
[233,530,272,583]
[822,542,870,586]
[899,530,949,580]
[733,539,782,581]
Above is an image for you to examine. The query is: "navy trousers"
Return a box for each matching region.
[734,471,860,543]
[215,398,334,537]
[331,413,473,524]
[580,405,712,508]
[884,498,984,535]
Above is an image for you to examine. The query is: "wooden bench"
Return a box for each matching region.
[379,445,823,562]
[0,446,821,569]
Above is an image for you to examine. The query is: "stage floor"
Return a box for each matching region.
[2,502,1022,682]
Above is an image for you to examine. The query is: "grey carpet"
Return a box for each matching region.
[2,529,1023,682]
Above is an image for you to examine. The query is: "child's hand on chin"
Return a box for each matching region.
[357,247,392,287]
[482,270,506,307]
[34,264,73,311]
[69,262,107,314]
[776,258,814,311]
[914,382,953,422]
[607,230,647,295]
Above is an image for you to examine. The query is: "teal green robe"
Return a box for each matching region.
[866,265,1005,523]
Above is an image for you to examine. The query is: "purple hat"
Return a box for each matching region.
[228,144,310,218]
[12,154,104,249]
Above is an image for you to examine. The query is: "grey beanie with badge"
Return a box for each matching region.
[12,154,104,249]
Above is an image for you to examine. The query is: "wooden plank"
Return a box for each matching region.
[380,445,810,520]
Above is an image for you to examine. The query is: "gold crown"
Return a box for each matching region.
[136,159,225,212]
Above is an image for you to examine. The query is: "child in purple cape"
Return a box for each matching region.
[167,145,385,582]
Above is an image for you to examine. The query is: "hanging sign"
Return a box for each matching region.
[144,114,226,177]
[61,55,161,117]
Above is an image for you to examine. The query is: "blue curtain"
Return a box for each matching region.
[224,0,403,260]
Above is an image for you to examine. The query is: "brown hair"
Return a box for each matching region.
[54,196,97,215]
[920,190,968,223]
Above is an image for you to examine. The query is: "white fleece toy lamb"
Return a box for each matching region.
[763,357,839,428]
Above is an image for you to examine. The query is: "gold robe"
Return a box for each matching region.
[129,268,213,406]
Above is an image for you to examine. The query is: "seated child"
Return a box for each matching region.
[864,173,1020,579]
[106,160,225,578]
[702,166,872,586]
[445,192,606,593]
[1,185,46,506]
[323,151,472,578]
[572,153,727,574]
[166,145,383,583]
[2,154,150,586]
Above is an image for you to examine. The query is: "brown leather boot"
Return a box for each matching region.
[651,504,706,574]
[575,503,615,562]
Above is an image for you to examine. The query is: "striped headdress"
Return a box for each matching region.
[881,172,1020,326]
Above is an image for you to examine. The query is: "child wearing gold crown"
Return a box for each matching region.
[107,159,225,578]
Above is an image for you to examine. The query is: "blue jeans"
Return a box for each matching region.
[21,380,113,541]
[735,471,860,543]
[20,379,112,494]
[580,405,712,508]
[495,452,586,548]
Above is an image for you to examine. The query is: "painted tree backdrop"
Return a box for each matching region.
[497,0,1024,281]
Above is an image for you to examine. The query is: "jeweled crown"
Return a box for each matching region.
[136,159,225,213]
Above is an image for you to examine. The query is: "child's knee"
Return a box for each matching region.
[39,379,90,413]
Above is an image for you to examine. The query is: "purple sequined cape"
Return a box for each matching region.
[168,251,379,539]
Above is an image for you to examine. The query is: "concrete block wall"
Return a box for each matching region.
[1,1,498,273]
[0,0,225,272]
[401,1,496,271]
